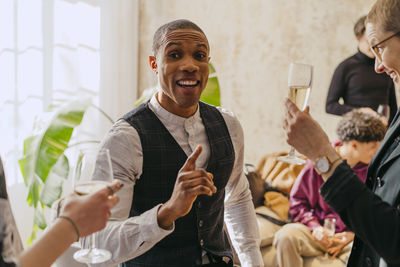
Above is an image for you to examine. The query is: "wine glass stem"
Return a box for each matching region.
[288,146,296,158]
[90,233,96,251]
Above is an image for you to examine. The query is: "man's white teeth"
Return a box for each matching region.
[178,80,197,86]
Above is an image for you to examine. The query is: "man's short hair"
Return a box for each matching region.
[336,109,386,143]
[354,15,367,38]
[152,19,206,56]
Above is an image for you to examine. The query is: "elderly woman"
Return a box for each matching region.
[284,0,400,266]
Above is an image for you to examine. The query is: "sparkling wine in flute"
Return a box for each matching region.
[74,181,109,196]
[289,86,311,111]
[277,62,313,165]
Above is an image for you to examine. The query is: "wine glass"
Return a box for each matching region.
[323,217,336,237]
[377,104,390,121]
[277,62,313,165]
[73,147,113,264]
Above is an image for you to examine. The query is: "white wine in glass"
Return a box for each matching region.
[277,62,313,165]
[73,147,113,264]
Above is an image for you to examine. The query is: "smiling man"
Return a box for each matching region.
[89,19,263,267]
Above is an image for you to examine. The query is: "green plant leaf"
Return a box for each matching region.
[135,87,157,107]
[40,155,69,207]
[34,207,47,230]
[27,224,38,246]
[19,135,41,186]
[19,99,90,186]
[201,76,220,106]
[27,175,42,208]
[209,62,216,74]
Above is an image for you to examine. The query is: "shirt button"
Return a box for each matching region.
[197,202,202,208]
[397,204,400,211]
[200,239,204,246]
[199,220,204,227]
[365,257,372,266]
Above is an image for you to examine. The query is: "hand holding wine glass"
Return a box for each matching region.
[278,62,313,165]
[73,147,115,264]
[60,180,122,237]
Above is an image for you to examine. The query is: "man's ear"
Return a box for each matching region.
[149,56,158,74]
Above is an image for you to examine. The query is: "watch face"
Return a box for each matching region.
[316,157,330,173]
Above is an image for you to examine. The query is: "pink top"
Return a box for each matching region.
[289,142,368,233]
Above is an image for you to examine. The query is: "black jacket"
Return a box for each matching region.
[320,110,400,267]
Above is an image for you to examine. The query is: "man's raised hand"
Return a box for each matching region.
[157,145,216,229]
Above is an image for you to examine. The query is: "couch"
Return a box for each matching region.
[246,153,348,267]
[255,206,347,267]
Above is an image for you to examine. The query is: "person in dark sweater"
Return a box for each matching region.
[325,15,397,123]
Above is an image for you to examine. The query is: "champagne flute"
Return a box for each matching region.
[73,147,113,264]
[377,104,390,121]
[277,62,313,165]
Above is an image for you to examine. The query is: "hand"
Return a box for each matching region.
[60,180,122,237]
[157,145,216,229]
[326,232,354,258]
[283,99,333,161]
[312,226,333,251]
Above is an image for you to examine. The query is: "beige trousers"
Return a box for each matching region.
[272,223,351,267]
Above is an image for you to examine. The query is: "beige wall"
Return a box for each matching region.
[137,0,376,164]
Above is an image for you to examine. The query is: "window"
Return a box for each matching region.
[0,0,101,185]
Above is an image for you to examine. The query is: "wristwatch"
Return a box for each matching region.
[315,154,341,174]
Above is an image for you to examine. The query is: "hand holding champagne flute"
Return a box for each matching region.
[73,147,115,264]
[278,62,313,165]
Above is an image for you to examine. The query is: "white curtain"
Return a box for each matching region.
[99,0,139,126]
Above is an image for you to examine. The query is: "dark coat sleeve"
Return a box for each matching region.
[320,162,400,264]
[388,81,397,124]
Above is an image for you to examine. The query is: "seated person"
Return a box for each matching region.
[0,156,122,267]
[273,110,386,267]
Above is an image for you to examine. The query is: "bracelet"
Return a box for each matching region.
[59,215,80,241]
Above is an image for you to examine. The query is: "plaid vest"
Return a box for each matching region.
[121,101,235,267]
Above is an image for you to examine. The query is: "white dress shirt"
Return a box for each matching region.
[86,94,263,267]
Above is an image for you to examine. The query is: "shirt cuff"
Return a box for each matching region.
[237,251,264,267]
[320,162,367,212]
[136,204,175,241]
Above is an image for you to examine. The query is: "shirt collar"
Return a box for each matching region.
[148,92,201,127]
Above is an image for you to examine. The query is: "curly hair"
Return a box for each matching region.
[336,110,386,143]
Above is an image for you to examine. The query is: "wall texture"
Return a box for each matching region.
[137,0,376,164]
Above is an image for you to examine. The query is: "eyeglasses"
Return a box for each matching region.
[370,31,400,62]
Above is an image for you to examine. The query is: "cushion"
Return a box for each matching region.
[256,152,305,194]
[263,191,290,221]
[255,206,283,247]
